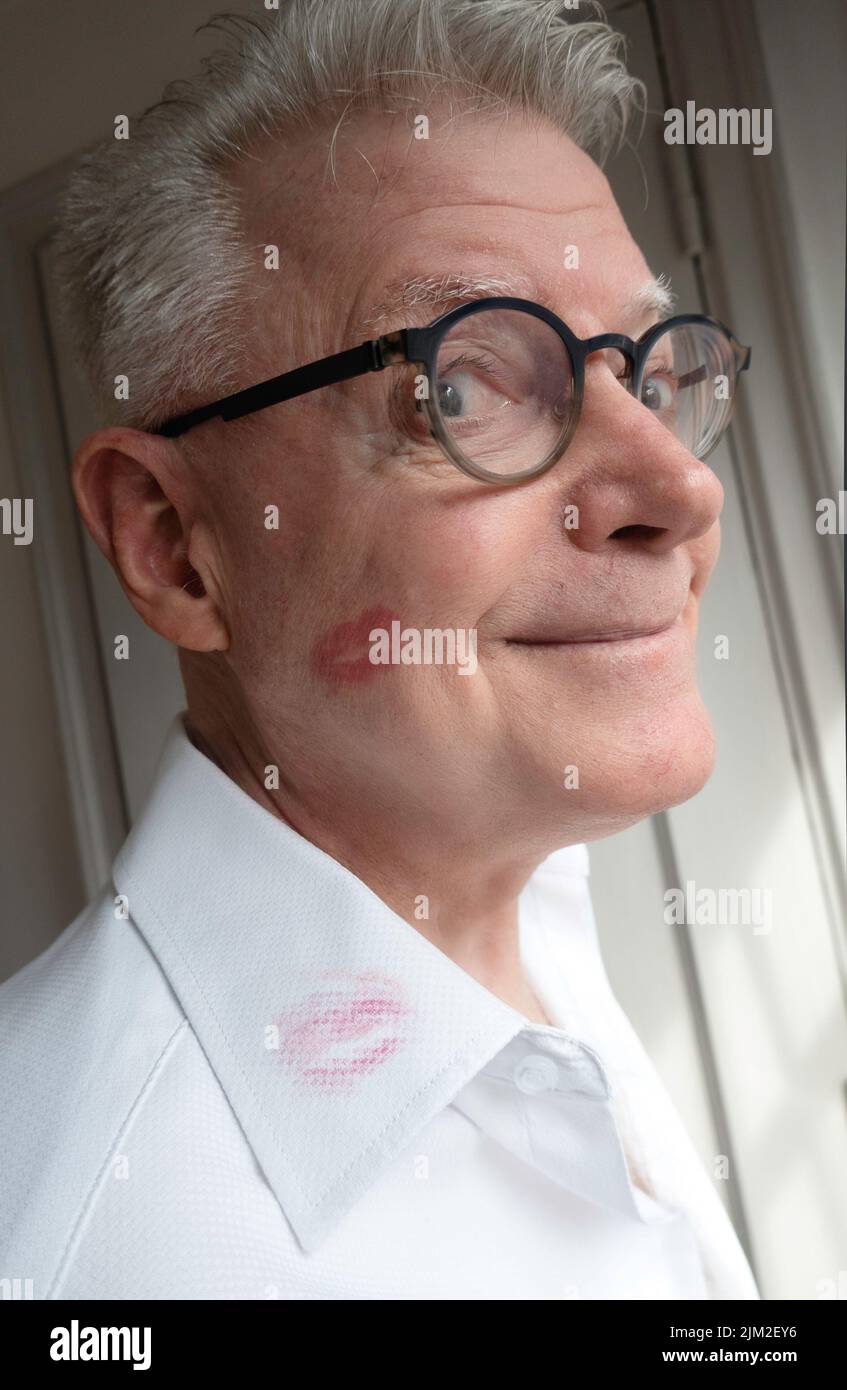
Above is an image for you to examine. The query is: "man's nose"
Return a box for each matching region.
[560,363,725,555]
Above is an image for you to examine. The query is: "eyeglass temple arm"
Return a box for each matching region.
[680,335,750,383]
[156,330,410,437]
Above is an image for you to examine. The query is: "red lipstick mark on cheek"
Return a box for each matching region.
[311,606,399,686]
[273,972,415,1089]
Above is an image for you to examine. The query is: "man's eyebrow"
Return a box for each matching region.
[357,272,537,332]
[621,273,677,326]
[356,270,676,335]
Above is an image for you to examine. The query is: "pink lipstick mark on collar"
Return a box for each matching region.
[274,971,415,1089]
[311,606,400,686]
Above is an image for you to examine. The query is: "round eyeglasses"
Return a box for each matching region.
[402,299,751,484]
[157,295,751,486]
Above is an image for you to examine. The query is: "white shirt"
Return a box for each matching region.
[0,713,759,1300]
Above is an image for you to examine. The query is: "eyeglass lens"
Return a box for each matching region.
[429,307,738,476]
[636,320,738,460]
[431,309,574,478]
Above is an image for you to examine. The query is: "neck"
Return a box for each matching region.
[183,705,553,1024]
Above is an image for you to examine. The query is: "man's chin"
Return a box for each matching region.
[539,697,717,831]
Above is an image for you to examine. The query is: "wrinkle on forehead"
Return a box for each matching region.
[234,103,649,365]
[237,101,610,234]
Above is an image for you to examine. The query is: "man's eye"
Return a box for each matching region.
[640,370,678,412]
[436,353,509,420]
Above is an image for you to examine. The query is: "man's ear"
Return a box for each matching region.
[71,426,230,652]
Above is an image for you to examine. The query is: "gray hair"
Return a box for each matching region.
[52,0,645,432]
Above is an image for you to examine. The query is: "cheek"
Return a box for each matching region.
[690,521,722,596]
[218,533,288,664]
[310,605,401,687]
[390,501,531,610]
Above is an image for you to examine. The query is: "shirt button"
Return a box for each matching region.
[513,1053,560,1094]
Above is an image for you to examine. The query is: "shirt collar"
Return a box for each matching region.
[115,713,595,1252]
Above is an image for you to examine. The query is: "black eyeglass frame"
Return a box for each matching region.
[157,296,751,485]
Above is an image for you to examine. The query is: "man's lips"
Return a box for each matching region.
[311,606,399,685]
[274,974,414,1087]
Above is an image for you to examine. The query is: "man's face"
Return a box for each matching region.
[190,107,723,850]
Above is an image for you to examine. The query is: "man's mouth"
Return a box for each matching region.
[507,615,684,646]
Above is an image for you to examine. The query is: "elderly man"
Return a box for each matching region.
[0,0,757,1299]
